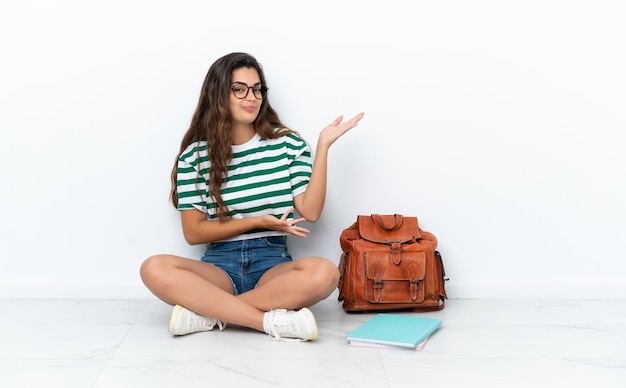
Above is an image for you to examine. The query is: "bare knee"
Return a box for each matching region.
[305,257,340,296]
[140,254,171,288]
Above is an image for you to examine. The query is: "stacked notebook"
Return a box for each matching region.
[346,314,442,350]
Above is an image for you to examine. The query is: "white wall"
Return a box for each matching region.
[1,0,624,299]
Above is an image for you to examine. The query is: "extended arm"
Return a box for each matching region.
[294,112,364,221]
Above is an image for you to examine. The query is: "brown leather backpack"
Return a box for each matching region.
[337,214,448,312]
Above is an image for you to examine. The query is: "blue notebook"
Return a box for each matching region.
[346,314,442,349]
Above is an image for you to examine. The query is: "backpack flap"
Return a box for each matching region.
[357,214,421,243]
[364,250,426,304]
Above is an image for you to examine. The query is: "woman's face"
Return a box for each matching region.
[228,67,263,127]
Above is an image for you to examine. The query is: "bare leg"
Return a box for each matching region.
[140,254,265,331]
[140,254,340,333]
[238,256,340,311]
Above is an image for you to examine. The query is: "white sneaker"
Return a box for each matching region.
[263,308,318,341]
[168,305,226,336]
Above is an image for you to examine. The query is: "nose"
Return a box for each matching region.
[246,91,256,101]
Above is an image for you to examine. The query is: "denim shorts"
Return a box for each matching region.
[201,236,293,295]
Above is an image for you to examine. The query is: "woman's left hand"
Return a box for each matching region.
[317,112,365,150]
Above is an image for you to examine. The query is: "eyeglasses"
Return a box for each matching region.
[230,82,267,100]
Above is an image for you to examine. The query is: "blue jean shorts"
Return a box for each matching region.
[201,236,293,295]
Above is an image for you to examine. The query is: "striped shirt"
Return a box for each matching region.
[176,132,312,241]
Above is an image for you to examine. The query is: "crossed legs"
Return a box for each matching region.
[139,254,340,333]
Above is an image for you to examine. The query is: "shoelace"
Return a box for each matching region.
[266,310,304,342]
[185,310,226,332]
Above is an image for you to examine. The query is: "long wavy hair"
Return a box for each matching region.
[170,52,294,220]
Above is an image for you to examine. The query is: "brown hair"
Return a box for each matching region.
[170,52,295,221]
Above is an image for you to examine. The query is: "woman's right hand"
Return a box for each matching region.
[262,208,310,238]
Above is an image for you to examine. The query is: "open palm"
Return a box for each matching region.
[318,112,365,149]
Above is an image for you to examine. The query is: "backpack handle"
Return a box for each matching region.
[372,214,404,231]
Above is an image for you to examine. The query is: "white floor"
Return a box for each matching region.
[1,296,625,388]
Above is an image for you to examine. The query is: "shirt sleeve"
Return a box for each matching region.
[176,145,209,214]
[286,134,313,197]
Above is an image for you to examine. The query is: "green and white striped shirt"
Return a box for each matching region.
[176,132,312,241]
